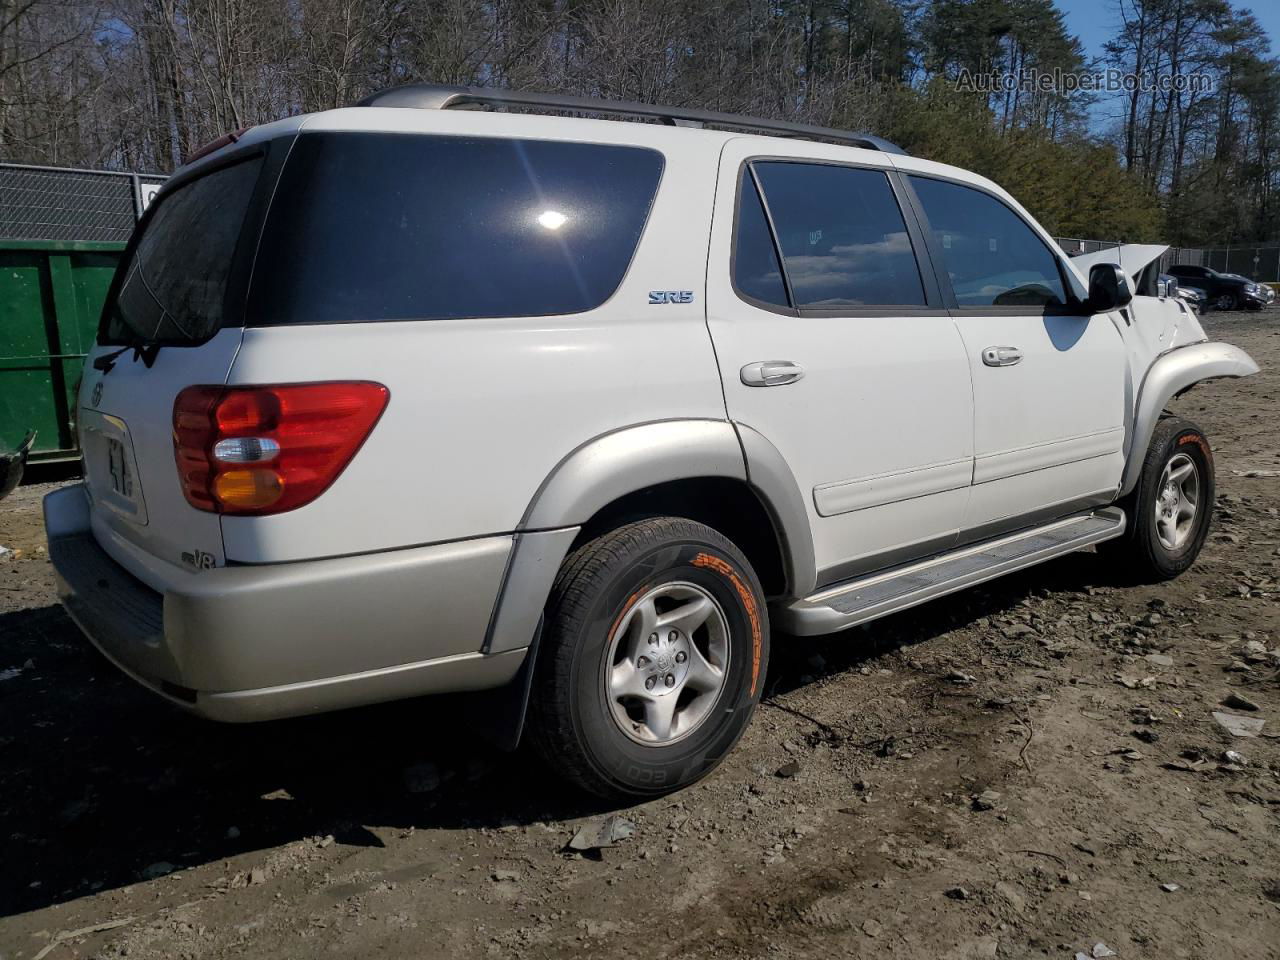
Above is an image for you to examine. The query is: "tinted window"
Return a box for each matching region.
[250,133,663,324]
[104,157,262,344]
[752,162,925,308]
[734,170,788,306]
[910,176,1066,308]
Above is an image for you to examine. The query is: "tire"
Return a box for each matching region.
[1214,292,1239,311]
[1101,417,1214,582]
[527,517,769,800]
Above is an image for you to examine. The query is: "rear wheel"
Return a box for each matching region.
[527,517,769,800]
[1101,417,1214,582]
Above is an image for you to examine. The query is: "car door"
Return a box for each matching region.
[706,138,975,589]
[902,173,1127,539]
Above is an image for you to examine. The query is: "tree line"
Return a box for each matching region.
[0,0,1276,246]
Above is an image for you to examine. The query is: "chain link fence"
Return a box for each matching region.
[0,163,167,242]
[1056,235,1280,284]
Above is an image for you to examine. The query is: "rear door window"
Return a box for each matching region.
[250,133,664,324]
[750,162,926,308]
[103,156,262,344]
[733,169,789,307]
[909,176,1067,309]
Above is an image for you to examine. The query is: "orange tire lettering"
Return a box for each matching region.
[691,552,763,697]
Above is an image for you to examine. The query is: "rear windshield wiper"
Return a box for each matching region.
[93,339,163,374]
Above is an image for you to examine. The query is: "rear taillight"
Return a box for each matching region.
[173,382,389,515]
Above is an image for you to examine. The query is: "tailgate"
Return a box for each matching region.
[80,331,242,573]
[80,146,274,577]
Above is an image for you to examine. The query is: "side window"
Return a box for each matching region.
[734,169,789,307]
[751,162,926,308]
[909,176,1067,309]
[251,133,663,325]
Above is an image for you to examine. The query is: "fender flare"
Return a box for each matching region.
[520,419,748,530]
[485,419,816,656]
[485,420,749,658]
[1120,341,1259,496]
[733,423,818,597]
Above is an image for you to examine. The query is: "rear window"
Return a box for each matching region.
[249,133,664,325]
[749,161,926,308]
[103,157,262,344]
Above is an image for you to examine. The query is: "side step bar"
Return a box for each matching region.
[775,508,1126,637]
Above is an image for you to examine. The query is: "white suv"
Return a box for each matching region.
[45,85,1258,799]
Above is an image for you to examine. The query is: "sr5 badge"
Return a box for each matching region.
[649,290,695,304]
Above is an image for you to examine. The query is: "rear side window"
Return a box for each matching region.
[909,176,1066,308]
[104,157,262,344]
[734,170,788,307]
[750,162,926,308]
[250,133,663,324]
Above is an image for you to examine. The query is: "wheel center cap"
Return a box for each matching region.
[642,631,690,695]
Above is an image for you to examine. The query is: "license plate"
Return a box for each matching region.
[106,437,135,498]
[81,412,148,524]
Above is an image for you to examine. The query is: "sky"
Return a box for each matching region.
[1052,0,1277,132]
[1056,0,1278,60]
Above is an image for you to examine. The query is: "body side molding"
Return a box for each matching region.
[1120,341,1258,496]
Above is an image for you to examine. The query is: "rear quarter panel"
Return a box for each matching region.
[221,120,729,563]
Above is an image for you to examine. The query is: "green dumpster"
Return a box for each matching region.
[0,239,124,462]
[1,160,164,467]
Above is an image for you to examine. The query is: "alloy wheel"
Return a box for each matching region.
[604,581,731,745]
[1154,452,1200,551]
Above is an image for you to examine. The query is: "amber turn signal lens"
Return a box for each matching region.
[212,469,284,509]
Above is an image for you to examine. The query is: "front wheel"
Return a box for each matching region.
[527,517,769,800]
[1214,292,1239,311]
[1101,417,1214,582]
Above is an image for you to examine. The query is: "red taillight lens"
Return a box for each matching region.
[173,382,389,515]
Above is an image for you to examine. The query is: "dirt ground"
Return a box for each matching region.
[1,311,1277,960]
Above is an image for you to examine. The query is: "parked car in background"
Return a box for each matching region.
[1159,274,1206,314]
[1166,264,1271,310]
[44,85,1259,800]
[0,430,36,502]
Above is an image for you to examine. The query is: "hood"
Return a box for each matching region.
[1068,243,1169,281]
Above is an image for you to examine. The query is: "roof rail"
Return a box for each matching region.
[356,84,908,156]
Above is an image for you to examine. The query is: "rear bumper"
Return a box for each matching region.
[44,484,526,721]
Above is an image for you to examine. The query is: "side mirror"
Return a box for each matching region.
[1087,263,1133,312]
[1157,277,1177,298]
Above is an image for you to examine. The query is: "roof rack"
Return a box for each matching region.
[356,84,908,156]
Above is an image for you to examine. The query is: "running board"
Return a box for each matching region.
[776,508,1125,637]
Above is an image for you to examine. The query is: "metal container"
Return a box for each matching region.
[0,239,124,462]
[1,162,166,466]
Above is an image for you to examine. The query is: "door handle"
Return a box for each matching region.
[741,360,804,386]
[981,346,1023,367]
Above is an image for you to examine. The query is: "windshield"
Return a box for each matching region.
[101,156,263,345]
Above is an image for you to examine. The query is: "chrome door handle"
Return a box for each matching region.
[740,360,804,386]
[981,346,1023,367]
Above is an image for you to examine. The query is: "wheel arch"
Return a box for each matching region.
[1121,341,1258,496]
[486,420,814,658]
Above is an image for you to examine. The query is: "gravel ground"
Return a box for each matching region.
[1,312,1277,960]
